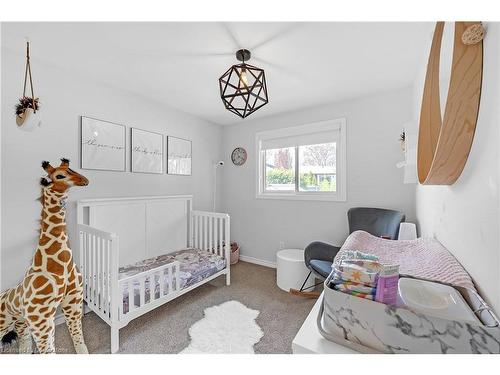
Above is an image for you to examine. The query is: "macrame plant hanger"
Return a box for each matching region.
[23,40,36,113]
[16,40,41,129]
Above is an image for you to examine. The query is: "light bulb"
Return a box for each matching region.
[239,68,248,87]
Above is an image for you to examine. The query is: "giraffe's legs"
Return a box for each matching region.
[26,315,56,354]
[0,291,14,338]
[61,268,88,354]
[14,320,33,354]
[1,291,22,353]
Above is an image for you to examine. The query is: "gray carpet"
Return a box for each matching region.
[51,261,316,354]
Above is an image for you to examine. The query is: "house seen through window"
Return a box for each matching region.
[257,119,346,201]
[264,143,337,192]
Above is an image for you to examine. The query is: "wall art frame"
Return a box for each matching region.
[131,128,164,174]
[80,116,126,172]
[167,136,192,176]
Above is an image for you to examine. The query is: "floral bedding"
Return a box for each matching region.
[119,248,226,313]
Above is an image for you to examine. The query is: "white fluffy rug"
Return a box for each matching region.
[180,300,264,354]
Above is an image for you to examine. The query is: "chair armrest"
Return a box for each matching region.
[304,241,341,266]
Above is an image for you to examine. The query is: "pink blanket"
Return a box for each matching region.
[335,231,475,290]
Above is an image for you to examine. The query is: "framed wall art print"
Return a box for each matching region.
[131,128,164,174]
[167,136,192,175]
[81,116,126,171]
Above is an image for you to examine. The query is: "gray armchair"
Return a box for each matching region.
[298,207,405,294]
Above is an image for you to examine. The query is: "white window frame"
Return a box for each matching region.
[255,118,347,202]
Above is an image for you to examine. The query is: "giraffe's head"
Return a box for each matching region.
[40,158,89,192]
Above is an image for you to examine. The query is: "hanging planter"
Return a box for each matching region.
[16,96,40,128]
[16,41,41,131]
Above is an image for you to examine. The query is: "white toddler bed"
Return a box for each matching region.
[76,195,230,353]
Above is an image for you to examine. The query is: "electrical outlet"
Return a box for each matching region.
[279,241,285,250]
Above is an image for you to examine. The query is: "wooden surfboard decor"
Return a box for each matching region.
[417,21,484,185]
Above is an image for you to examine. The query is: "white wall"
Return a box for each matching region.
[1,47,223,290]
[221,87,416,265]
[413,22,500,313]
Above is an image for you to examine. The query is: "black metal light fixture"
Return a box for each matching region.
[219,49,269,118]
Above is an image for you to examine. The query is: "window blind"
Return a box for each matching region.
[260,129,340,150]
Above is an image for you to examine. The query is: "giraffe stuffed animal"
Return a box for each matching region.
[0,158,89,354]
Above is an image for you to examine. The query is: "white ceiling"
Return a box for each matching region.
[2,22,433,125]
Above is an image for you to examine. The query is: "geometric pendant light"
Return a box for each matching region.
[219,49,269,118]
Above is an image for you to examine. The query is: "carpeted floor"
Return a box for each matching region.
[52,261,316,354]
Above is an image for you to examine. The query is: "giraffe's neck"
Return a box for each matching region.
[32,186,72,274]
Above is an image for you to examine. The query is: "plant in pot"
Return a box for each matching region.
[15,96,41,128]
[16,41,42,131]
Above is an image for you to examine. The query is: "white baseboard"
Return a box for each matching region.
[239,255,276,269]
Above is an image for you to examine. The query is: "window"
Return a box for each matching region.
[264,147,295,191]
[256,118,346,201]
[298,142,337,192]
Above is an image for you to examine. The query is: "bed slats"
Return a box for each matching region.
[191,211,230,258]
[79,225,117,322]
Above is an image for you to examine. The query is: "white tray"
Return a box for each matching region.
[397,277,480,323]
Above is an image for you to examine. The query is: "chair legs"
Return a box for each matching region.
[299,271,312,291]
[289,271,323,298]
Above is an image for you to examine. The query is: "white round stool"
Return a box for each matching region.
[276,249,309,292]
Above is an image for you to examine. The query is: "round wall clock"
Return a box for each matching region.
[231,147,247,166]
